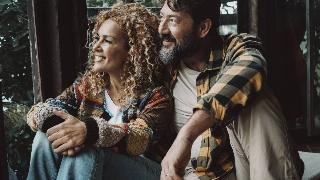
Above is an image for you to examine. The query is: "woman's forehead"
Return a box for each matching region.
[98,19,124,38]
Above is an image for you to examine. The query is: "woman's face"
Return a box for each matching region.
[92,19,129,73]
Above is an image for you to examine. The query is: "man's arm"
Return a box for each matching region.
[161,110,211,179]
[161,34,267,179]
[195,33,267,125]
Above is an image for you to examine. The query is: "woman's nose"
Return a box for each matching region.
[93,41,102,52]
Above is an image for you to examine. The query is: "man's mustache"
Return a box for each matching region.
[160,34,176,42]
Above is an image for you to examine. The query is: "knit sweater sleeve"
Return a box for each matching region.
[26,79,82,131]
[85,86,173,156]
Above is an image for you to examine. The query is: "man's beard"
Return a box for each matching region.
[159,30,199,65]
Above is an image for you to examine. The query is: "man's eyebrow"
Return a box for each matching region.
[159,12,181,19]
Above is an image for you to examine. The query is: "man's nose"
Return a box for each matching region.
[158,19,169,35]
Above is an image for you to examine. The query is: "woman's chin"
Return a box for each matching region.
[92,66,103,73]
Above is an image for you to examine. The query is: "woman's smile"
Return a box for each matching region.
[94,56,105,63]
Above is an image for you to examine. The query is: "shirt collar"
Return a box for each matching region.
[202,49,223,72]
[168,36,224,84]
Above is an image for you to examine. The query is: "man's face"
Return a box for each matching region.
[158,2,200,64]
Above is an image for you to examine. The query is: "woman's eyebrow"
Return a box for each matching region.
[100,35,115,40]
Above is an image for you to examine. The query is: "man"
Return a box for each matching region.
[158,0,304,179]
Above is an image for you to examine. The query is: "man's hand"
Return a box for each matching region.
[160,136,192,180]
[160,110,214,180]
[47,110,87,154]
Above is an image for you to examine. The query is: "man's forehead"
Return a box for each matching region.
[160,1,191,18]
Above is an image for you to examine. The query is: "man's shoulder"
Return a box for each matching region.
[222,33,261,42]
[220,33,264,58]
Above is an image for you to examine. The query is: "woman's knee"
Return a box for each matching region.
[31,131,52,153]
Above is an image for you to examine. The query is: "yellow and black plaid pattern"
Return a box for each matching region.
[169,33,266,179]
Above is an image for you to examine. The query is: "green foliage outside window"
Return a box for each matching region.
[86,0,161,7]
[0,0,33,105]
[0,0,34,179]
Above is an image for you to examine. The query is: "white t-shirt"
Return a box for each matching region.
[173,61,202,163]
[104,91,123,124]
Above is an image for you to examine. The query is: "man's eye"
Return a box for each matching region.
[169,18,177,23]
[159,16,164,20]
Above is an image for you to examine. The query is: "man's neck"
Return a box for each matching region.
[181,48,210,72]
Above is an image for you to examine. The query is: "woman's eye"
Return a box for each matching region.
[105,39,112,43]
[99,39,112,47]
[93,36,100,41]
[102,39,112,44]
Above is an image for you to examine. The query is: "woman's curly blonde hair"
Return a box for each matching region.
[81,3,163,106]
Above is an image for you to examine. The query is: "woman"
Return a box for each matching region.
[26,3,175,180]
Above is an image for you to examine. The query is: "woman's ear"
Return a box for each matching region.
[198,18,212,38]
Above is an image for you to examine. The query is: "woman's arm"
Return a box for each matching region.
[85,86,173,156]
[26,79,82,131]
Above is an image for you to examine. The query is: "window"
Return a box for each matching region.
[220,0,237,35]
[0,0,34,179]
[285,0,320,135]
[305,0,320,135]
[87,0,161,8]
[86,0,238,41]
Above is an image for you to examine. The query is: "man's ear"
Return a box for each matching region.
[198,18,212,38]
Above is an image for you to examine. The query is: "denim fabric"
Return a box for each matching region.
[27,131,160,180]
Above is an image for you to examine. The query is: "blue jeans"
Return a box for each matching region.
[27,131,161,180]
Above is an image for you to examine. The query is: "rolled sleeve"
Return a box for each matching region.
[194,34,267,124]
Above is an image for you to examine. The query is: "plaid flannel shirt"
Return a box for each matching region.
[168,33,267,179]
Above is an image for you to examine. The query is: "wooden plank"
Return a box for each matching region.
[306,0,316,136]
[27,0,88,101]
[27,0,43,103]
[0,66,8,180]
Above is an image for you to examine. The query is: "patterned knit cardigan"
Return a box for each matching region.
[26,78,176,162]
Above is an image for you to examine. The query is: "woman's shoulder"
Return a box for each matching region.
[72,76,105,105]
[139,85,172,108]
[151,85,170,94]
[145,85,171,101]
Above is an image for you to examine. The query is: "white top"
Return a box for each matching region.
[173,61,202,163]
[104,91,123,124]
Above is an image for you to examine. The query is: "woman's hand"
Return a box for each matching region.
[47,110,87,154]
[61,145,85,156]
[26,115,38,132]
[26,109,38,132]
